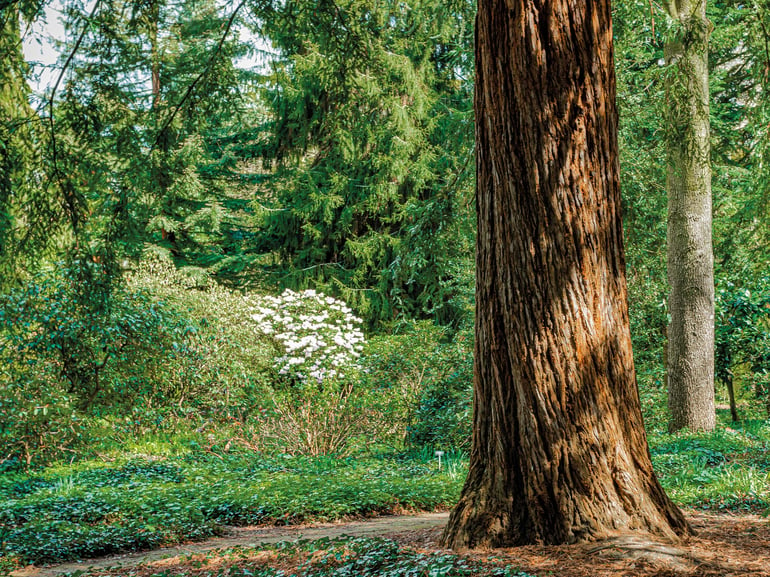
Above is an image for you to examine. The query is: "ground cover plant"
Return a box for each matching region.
[43,537,537,577]
[1,416,770,573]
[0,451,466,567]
[651,419,770,511]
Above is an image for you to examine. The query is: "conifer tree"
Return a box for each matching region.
[53,0,250,271]
[0,1,54,284]
[250,0,476,324]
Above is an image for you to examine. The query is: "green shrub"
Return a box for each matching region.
[0,265,202,466]
[362,321,473,450]
[126,257,277,420]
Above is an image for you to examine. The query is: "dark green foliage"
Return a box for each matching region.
[0,3,59,283]
[0,264,205,465]
[244,0,476,325]
[613,1,672,415]
[716,279,770,414]
[363,321,472,449]
[46,0,254,276]
[41,537,536,577]
[708,0,770,283]
[0,265,197,408]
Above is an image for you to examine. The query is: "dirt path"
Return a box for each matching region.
[13,510,770,577]
[15,513,449,577]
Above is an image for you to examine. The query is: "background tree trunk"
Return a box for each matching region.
[665,0,715,433]
[441,0,691,548]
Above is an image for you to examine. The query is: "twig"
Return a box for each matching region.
[649,0,656,37]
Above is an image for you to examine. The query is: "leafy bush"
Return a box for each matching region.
[0,265,202,466]
[715,279,770,418]
[126,257,276,420]
[362,321,473,450]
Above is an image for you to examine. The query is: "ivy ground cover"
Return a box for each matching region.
[0,452,464,567]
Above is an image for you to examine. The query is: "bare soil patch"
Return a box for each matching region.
[13,509,770,577]
[388,510,770,577]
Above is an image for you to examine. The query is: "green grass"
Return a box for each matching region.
[0,451,466,567]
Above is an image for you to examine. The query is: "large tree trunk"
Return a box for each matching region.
[441,0,691,548]
[665,0,715,433]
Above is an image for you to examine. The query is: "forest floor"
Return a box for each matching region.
[12,509,770,577]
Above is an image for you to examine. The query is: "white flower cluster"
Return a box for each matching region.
[249,289,365,383]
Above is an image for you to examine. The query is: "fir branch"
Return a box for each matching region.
[151,0,247,151]
[46,0,103,234]
[436,143,475,202]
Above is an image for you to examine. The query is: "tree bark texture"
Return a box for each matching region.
[441,0,691,548]
[665,0,715,433]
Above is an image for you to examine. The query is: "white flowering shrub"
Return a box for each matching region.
[249,289,366,384]
[241,289,405,455]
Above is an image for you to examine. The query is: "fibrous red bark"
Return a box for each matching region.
[441,0,691,548]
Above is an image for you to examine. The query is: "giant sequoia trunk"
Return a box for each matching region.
[441,0,691,548]
[665,0,715,433]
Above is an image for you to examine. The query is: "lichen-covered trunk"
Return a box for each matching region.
[441,0,691,548]
[1,5,37,278]
[664,0,715,433]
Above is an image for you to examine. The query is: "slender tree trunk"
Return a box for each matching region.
[441,0,690,549]
[665,0,715,433]
[149,0,161,111]
[725,370,739,423]
[145,0,178,252]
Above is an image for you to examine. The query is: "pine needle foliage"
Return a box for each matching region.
[249,0,476,326]
[0,2,57,284]
[50,0,252,273]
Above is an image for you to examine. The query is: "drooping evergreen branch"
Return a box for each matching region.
[754,1,770,81]
[46,0,102,235]
[436,143,475,203]
[151,0,247,151]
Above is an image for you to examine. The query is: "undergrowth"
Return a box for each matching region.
[58,537,536,577]
[2,419,769,571]
[0,452,466,567]
[650,419,770,511]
